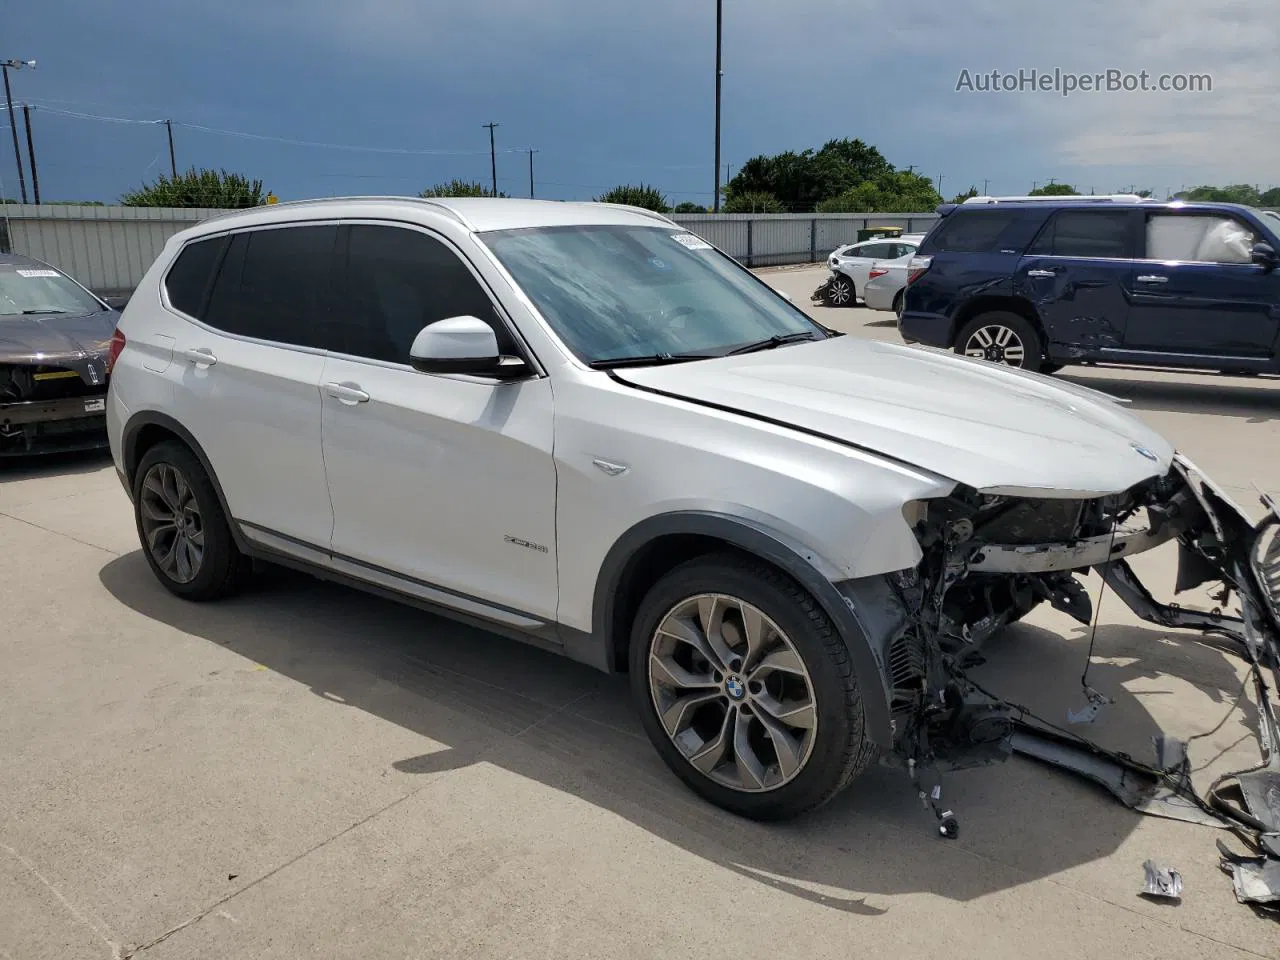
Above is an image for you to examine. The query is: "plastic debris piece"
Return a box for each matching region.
[1142,860,1183,900]
[1067,687,1112,725]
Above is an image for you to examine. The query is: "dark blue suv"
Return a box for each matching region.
[898,197,1280,374]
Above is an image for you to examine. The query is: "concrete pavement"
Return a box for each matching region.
[2,269,1279,958]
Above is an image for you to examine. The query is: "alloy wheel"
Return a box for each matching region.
[828,279,852,306]
[647,593,818,793]
[963,323,1025,366]
[139,462,205,583]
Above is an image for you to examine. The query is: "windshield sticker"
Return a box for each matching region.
[670,233,712,250]
[15,269,60,278]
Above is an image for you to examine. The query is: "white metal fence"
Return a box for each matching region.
[0,203,942,297]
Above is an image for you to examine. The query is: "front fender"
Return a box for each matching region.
[593,510,896,748]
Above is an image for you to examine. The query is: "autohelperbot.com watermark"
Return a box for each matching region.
[955,68,1212,97]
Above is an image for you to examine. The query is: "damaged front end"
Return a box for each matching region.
[864,455,1280,877]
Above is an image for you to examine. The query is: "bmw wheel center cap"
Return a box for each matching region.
[725,676,746,701]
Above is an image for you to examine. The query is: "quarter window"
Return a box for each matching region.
[338,225,511,364]
[164,235,227,318]
[204,225,339,348]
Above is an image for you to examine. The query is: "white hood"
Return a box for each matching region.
[614,337,1174,497]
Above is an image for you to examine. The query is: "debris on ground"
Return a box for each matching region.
[1141,860,1184,901]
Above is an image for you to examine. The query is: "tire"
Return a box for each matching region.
[824,275,855,308]
[955,310,1044,372]
[629,553,877,821]
[892,290,905,320]
[133,441,244,601]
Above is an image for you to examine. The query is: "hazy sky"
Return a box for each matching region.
[6,0,1277,205]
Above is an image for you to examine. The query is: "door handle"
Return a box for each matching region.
[1026,269,1058,278]
[182,347,217,367]
[1135,275,1169,284]
[325,381,370,405]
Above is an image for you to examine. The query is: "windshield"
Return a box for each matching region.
[0,267,104,318]
[481,225,826,364]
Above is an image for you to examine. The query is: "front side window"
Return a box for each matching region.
[338,225,510,364]
[481,225,826,365]
[204,225,339,348]
[0,265,104,317]
[1146,213,1257,264]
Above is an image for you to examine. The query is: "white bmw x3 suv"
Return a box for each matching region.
[106,197,1280,825]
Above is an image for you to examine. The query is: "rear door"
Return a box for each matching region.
[165,224,338,552]
[837,241,894,291]
[1123,210,1280,358]
[1013,208,1139,353]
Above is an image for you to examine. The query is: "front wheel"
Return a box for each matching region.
[824,275,855,307]
[955,311,1044,372]
[629,554,876,821]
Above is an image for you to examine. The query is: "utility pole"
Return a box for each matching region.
[482,122,499,197]
[527,148,538,198]
[21,103,38,204]
[1,59,35,204]
[164,119,177,179]
[713,0,723,212]
[982,178,990,194]
[935,173,943,196]
[1031,180,1038,192]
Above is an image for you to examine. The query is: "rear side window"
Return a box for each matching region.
[164,236,227,318]
[1026,210,1134,259]
[204,225,339,349]
[924,211,1024,253]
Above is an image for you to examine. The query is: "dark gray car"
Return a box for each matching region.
[0,253,119,455]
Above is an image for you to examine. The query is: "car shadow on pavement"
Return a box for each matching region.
[0,448,112,481]
[97,552,1247,914]
[1060,373,1280,422]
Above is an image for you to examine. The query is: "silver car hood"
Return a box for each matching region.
[613,336,1174,496]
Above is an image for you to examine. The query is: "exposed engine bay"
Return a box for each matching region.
[865,455,1280,907]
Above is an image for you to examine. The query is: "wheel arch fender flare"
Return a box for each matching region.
[592,510,894,747]
[120,410,250,553]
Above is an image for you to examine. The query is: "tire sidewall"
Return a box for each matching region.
[628,558,863,819]
[132,442,237,599]
[955,310,1043,372]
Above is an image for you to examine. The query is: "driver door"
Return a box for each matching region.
[319,222,559,624]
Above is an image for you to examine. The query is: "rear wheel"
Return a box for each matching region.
[892,290,905,320]
[133,441,244,601]
[629,553,876,821]
[955,311,1044,372]
[824,275,854,308]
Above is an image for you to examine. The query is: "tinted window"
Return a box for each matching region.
[861,242,894,259]
[339,225,511,364]
[1028,210,1133,259]
[164,236,226,318]
[204,225,338,348]
[926,211,1023,253]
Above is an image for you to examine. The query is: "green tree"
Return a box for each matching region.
[419,179,507,198]
[722,191,785,213]
[816,170,941,213]
[1028,183,1078,196]
[594,183,670,213]
[1260,187,1280,207]
[951,185,979,203]
[672,201,708,213]
[121,168,265,208]
[1175,184,1261,204]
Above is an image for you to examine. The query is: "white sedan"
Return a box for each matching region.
[862,259,911,317]
[823,234,923,306]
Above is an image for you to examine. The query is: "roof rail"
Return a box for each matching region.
[198,195,473,229]
[961,194,1149,204]
[581,202,680,227]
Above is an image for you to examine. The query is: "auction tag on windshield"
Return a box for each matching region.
[16,269,60,278]
[670,233,712,250]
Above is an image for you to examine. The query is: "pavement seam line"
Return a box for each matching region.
[0,509,122,557]
[0,841,124,960]
[120,690,597,957]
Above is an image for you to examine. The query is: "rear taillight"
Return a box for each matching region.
[906,255,933,285]
[868,268,889,279]
[106,328,126,375]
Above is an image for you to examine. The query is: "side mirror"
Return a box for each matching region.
[408,316,527,378]
[1252,242,1278,271]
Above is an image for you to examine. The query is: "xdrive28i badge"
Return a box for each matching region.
[1130,442,1159,462]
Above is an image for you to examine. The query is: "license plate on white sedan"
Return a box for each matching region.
[84,398,105,413]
